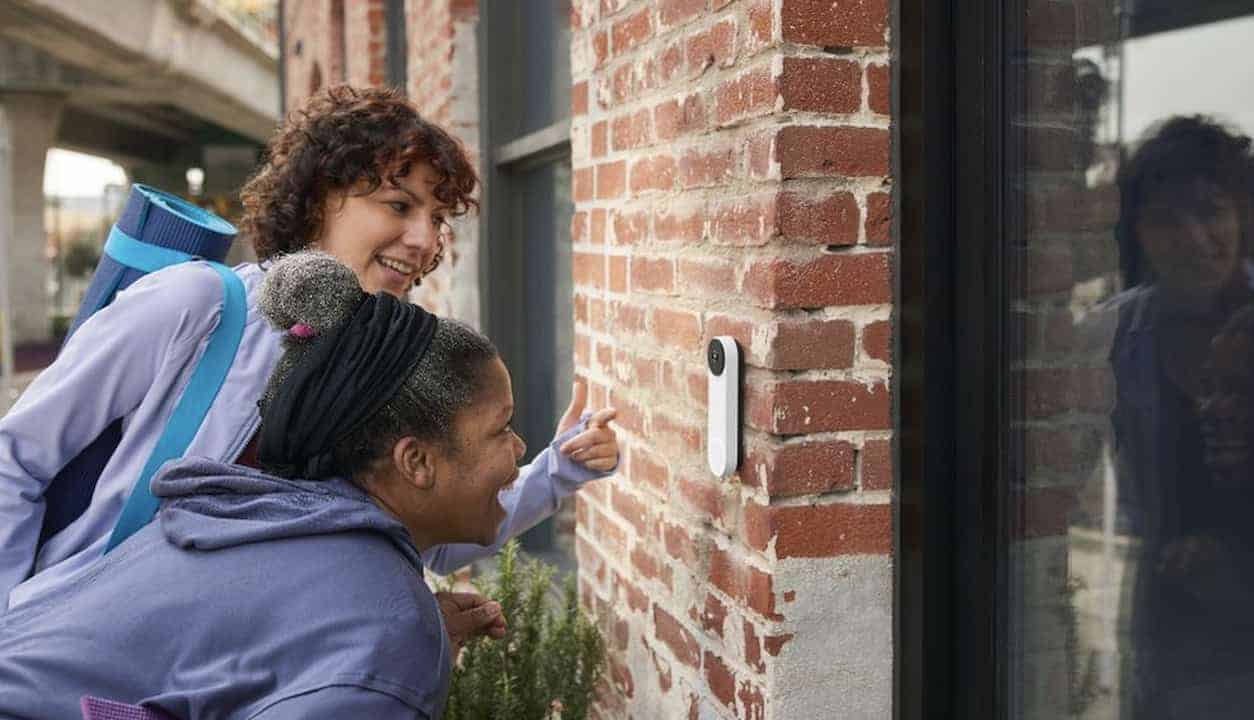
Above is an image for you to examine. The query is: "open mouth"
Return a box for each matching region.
[376,255,417,280]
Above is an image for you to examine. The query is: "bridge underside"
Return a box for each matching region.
[0,0,278,349]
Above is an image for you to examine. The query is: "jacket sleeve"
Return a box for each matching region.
[248,686,429,719]
[421,415,618,575]
[0,264,223,602]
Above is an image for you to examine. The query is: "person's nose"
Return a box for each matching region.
[401,212,441,268]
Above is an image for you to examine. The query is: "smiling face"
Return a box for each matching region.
[314,162,450,298]
[427,357,527,546]
[1137,182,1244,299]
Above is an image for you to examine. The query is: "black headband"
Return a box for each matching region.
[258,292,438,478]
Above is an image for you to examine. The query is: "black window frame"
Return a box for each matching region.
[477,0,574,563]
[897,0,1013,716]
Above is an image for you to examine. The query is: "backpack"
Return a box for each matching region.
[37,185,246,553]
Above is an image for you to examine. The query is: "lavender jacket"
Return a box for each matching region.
[0,262,607,609]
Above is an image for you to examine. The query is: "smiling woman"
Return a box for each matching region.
[0,251,539,718]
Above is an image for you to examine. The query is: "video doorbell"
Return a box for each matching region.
[706,336,740,477]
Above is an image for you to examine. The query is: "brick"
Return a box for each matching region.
[659,0,706,28]
[863,319,891,362]
[781,57,860,114]
[615,570,650,613]
[612,300,648,334]
[609,255,628,293]
[593,507,629,557]
[747,0,774,50]
[652,650,674,692]
[708,548,778,619]
[573,252,606,289]
[747,439,856,497]
[745,501,892,557]
[662,521,703,565]
[678,258,737,296]
[702,594,728,638]
[861,438,893,491]
[744,620,764,672]
[572,211,589,245]
[771,318,856,369]
[631,446,670,493]
[679,145,736,188]
[590,208,608,244]
[595,341,614,374]
[574,334,590,369]
[777,126,890,177]
[782,0,888,47]
[656,95,708,141]
[704,651,736,709]
[740,681,766,720]
[576,533,608,586]
[612,484,650,536]
[653,40,686,86]
[651,411,702,454]
[574,167,594,202]
[629,155,678,195]
[1022,368,1112,418]
[764,633,794,657]
[630,545,673,587]
[676,474,725,523]
[1017,486,1079,539]
[713,192,777,246]
[610,386,648,434]
[651,307,702,351]
[612,108,652,150]
[654,605,701,668]
[589,298,608,331]
[1025,125,1083,172]
[867,63,890,114]
[611,209,649,246]
[778,190,859,245]
[593,30,609,67]
[686,19,736,77]
[744,252,891,309]
[574,294,589,324]
[612,8,653,56]
[572,80,589,116]
[746,379,891,433]
[706,314,755,356]
[596,160,627,199]
[591,121,608,158]
[865,191,891,245]
[747,131,774,179]
[714,65,777,125]
[655,205,705,243]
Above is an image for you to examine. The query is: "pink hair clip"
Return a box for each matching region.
[289,323,317,339]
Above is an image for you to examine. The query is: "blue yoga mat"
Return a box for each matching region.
[38,186,237,546]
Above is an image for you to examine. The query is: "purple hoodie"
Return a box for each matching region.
[0,457,448,719]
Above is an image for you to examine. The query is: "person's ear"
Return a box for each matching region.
[392,436,437,491]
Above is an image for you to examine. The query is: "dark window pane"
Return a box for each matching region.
[1008,3,1254,718]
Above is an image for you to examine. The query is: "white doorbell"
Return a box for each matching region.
[707,336,740,477]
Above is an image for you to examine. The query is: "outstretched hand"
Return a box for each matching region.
[556,380,619,473]
[436,591,506,652]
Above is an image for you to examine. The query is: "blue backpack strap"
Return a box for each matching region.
[104,259,247,552]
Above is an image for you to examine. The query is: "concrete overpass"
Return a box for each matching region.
[0,0,278,368]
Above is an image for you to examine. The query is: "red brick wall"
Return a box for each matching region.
[344,0,387,86]
[570,1,895,717]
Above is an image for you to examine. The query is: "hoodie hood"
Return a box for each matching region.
[152,457,422,570]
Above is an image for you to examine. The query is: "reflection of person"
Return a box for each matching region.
[0,87,619,627]
[0,252,556,718]
[1107,116,1254,716]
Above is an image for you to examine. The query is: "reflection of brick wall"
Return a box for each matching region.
[1016,0,1122,716]
[570,1,894,716]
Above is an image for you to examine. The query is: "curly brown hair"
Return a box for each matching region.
[240,84,479,263]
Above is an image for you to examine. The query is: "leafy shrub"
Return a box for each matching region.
[444,541,605,720]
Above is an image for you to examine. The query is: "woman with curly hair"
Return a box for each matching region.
[0,86,619,633]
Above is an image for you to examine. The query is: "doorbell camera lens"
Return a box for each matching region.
[707,340,725,376]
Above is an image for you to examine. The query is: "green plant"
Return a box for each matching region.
[444,540,605,720]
